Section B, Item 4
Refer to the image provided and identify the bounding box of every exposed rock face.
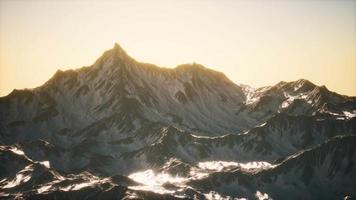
[1,43,355,199]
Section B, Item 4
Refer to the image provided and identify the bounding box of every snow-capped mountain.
[1,43,355,199]
[185,135,356,200]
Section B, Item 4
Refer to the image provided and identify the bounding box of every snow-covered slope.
[240,79,356,121]
[0,44,249,143]
[0,144,187,200]
[187,135,356,200]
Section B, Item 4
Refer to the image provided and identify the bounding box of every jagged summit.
[110,42,130,59]
[93,42,135,67]
[113,42,125,51]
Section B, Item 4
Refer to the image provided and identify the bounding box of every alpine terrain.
[1,43,356,200]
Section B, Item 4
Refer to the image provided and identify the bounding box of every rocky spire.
[112,43,128,57]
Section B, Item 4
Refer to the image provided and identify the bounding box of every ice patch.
[128,169,185,194]
[10,147,25,155]
[40,161,50,168]
[37,184,53,193]
[61,176,108,192]
[255,190,272,200]
[257,122,267,127]
[343,111,356,119]
[197,161,274,171]
[2,165,33,188]
[242,86,260,105]
[204,191,246,200]
[2,174,31,188]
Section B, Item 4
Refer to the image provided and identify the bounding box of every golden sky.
[0,0,355,96]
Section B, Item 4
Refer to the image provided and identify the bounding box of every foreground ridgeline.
[1,43,355,200]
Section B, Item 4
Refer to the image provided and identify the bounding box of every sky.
[0,0,355,96]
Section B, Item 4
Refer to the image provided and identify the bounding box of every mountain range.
[1,43,355,200]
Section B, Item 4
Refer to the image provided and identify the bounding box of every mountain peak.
[112,43,125,52]
[111,42,130,59]
[92,42,134,68]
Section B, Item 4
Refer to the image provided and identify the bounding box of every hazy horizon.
[1,0,355,96]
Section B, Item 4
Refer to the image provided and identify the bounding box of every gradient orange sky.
[0,0,355,96]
